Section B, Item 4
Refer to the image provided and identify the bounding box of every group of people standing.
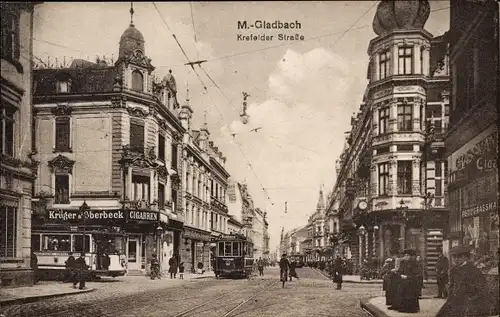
[381,248,423,313]
[64,252,90,289]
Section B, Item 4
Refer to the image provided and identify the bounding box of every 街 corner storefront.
[448,124,499,278]
[33,207,161,274]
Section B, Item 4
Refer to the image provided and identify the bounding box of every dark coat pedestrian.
[168,255,178,278]
[333,256,343,289]
[399,250,421,313]
[435,252,449,298]
[388,256,404,310]
[73,253,89,290]
[436,245,490,317]
[64,252,76,282]
[381,258,394,305]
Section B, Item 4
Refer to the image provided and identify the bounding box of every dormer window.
[57,80,71,94]
[131,70,144,91]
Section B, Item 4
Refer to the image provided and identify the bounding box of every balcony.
[120,145,158,169]
[211,197,228,212]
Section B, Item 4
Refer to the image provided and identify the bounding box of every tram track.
[172,280,278,317]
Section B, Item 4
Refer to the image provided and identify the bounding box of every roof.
[33,66,119,96]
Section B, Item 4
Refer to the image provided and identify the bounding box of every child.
[179,262,184,279]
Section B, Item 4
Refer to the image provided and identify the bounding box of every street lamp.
[79,201,91,278]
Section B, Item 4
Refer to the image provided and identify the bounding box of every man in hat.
[398,249,420,313]
[73,252,88,290]
[436,245,489,317]
[435,249,449,298]
[64,251,76,283]
[279,253,291,282]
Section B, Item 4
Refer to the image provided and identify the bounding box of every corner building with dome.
[328,0,451,279]
[30,11,192,276]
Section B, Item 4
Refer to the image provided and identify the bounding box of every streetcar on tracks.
[289,254,305,268]
[213,233,254,278]
[31,230,127,280]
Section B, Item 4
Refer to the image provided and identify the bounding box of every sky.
[33,1,450,251]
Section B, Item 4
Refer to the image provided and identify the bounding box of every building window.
[398,46,413,75]
[379,50,390,79]
[0,206,17,257]
[397,145,414,152]
[428,104,442,118]
[436,179,442,196]
[379,107,389,134]
[435,161,442,177]
[158,183,165,209]
[55,117,71,152]
[130,122,145,153]
[171,188,177,212]
[158,134,165,162]
[1,106,15,156]
[1,9,20,61]
[131,175,150,202]
[171,143,178,169]
[131,70,144,91]
[378,163,389,195]
[433,120,442,134]
[57,80,72,94]
[397,161,412,195]
[397,103,413,131]
[420,104,424,131]
[55,174,70,204]
[377,146,390,155]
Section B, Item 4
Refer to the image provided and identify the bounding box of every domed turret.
[372,0,430,36]
[118,4,145,58]
[119,24,145,58]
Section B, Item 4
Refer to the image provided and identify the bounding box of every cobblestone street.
[1,267,384,317]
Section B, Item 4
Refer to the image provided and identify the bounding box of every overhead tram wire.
[152,1,275,206]
[31,5,451,70]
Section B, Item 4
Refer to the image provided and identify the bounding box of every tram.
[289,254,305,268]
[31,230,127,280]
[213,233,254,278]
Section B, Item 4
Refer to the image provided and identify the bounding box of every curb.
[360,297,389,317]
[0,288,96,307]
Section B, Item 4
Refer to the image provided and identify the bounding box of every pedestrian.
[179,262,185,279]
[73,252,88,290]
[435,250,449,299]
[150,254,160,280]
[289,260,299,280]
[257,257,264,276]
[333,255,343,290]
[436,245,491,317]
[388,253,403,311]
[31,251,39,284]
[416,255,424,296]
[168,254,178,279]
[398,249,420,313]
[381,258,394,305]
[64,251,76,283]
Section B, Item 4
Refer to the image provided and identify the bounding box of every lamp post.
[396,199,409,250]
[79,201,91,278]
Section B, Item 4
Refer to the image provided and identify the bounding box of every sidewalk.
[360,296,446,317]
[0,271,214,307]
[0,282,95,306]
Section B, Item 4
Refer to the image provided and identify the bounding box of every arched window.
[131,70,144,91]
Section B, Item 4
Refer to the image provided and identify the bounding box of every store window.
[0,206,17,257]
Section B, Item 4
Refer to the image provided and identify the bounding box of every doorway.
[127,238,141,271]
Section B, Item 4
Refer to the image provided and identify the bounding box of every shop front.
[159,216,183,273]
[181,226,211,273]
[122,209,160,274]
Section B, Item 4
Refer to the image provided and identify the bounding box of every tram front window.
[232,242,241,256]
[73,235,90,253]
[43,235,71,251]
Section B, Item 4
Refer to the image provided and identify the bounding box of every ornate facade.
[0,2,41,287]
[31,12,185,274]
[331,0,450,277]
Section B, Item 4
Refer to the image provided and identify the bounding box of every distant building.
[0,2,41,287]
